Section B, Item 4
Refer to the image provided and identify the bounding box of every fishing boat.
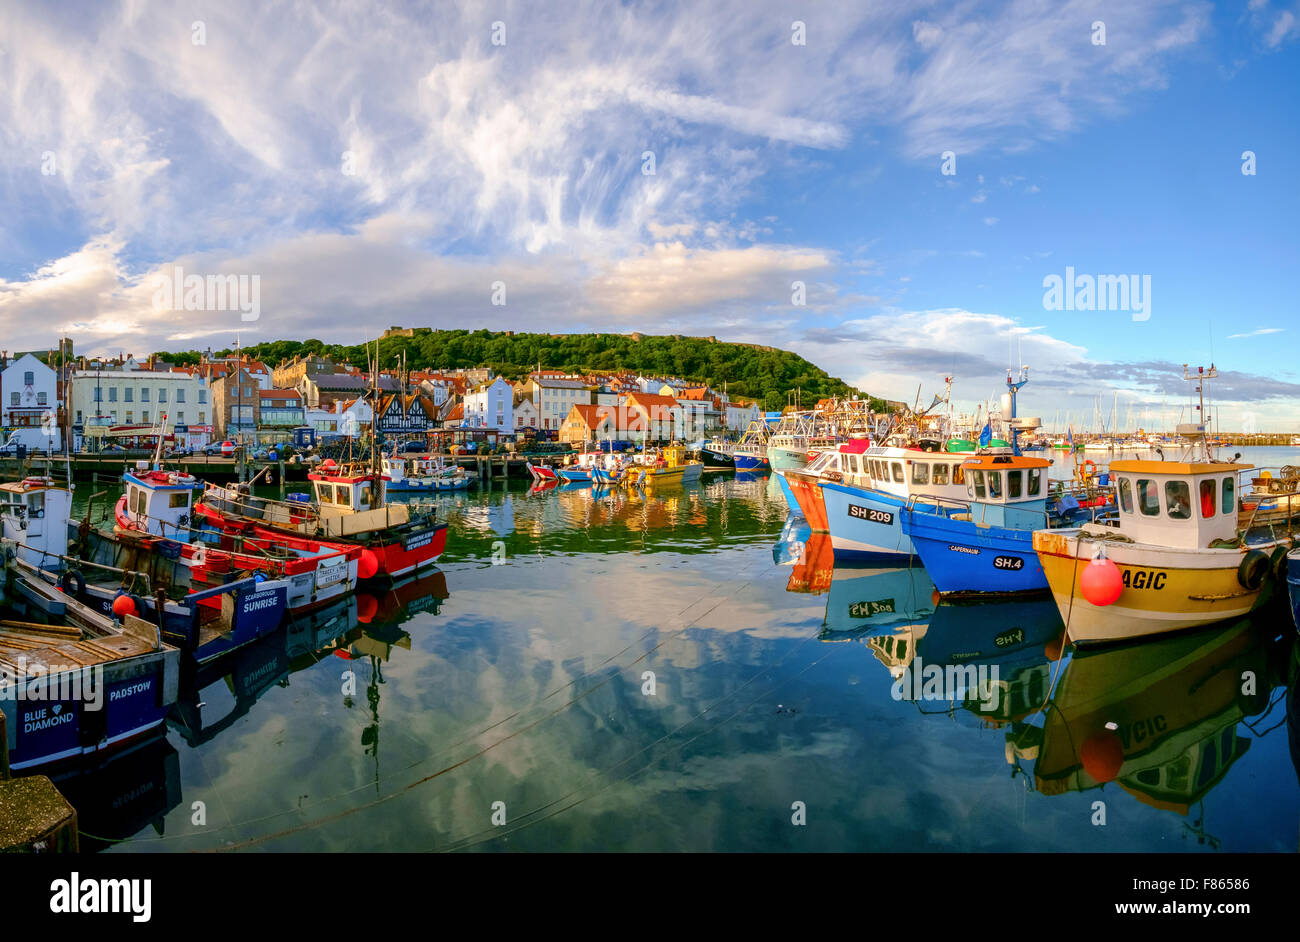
[0,566,181,771]
[526,461,560,483]
[901,454,1114,597]
[733,419,771,472]
[121,466,362,613]
[381,453,472,492]
[784,439,869,532]
[1032,370,1292,644]
[696,437,736,469]
[819,562,937,636]
[623,445,703,487]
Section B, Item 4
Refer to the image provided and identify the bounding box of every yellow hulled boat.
[1033,457,1290,644]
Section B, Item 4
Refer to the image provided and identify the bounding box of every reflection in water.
[28,474,1300,851]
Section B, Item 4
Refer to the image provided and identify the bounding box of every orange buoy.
[1080,731,1124,783]
[357,549,380,580]
[1080,554,1123,606]
[930,588,941,607]
[111,594,137,618]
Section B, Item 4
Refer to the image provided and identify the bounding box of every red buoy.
[356,593,379,624]
[1080,555,1123,606]
[357,549,380,581]
[112,594,137,618]
[1080,731,1124,783]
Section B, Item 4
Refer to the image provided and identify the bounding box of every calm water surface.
[48,448,1300,852]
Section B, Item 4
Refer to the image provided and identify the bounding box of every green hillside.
[159,329,877,413]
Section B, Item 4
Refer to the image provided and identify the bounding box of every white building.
[69,365,211,449]
[528,376,592,431]
[1,353,57,431]
[334,397,373,438]
[513,393,538,430]
[464,376,514,432]
[725,400,761,431]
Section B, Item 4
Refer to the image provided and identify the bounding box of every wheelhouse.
[1106,460,1244,549]
[959,454,1051,527]
[308,469,388,514]
[122,467,198,536]
[837,446,969,502]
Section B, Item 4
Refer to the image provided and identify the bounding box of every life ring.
[59,569,86,597]
[1081,459,1098,478]
[1237,550,1269,590]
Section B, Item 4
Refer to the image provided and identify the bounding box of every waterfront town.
[0,333,765,455]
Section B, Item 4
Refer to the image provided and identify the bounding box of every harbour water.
[42,448,1300,851]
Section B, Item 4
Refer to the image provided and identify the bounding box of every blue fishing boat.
[901,454,1113,597]
[557,466,593,483]
[821,446,971,561]
[733,418,771,472]
[819,561,937,636]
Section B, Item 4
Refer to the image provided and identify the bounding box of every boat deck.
[0,622,158,673]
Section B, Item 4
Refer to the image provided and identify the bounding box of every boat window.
[336,485,351,507]
[1196,740,1218,788]
[135,487,147,515]
[953,465,964,485]
[1028,468,1042,496]
[891,462,904,483]
[1118,478,1134,513]
[317,483,333,504]
[847,454,859,474]
[1165,480,1191,519]
[1222,476,1234,515]
[1007,470,1022,498]
[169,492,188,509]
[1199,480,1216,518]
[1137,479,1160,516]
[873,460,883,479]
[972,469,986,499]
[988,472,1002,499]
[933,463,949,485]
[911,462,929,485]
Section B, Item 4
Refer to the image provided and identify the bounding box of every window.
[933,463,949,485]
[1137,479,1161,515]
[317,484,333,504]
[199,411,205,423]
[158,389,167,403]
[1222,477,1235,515]
[93,387,102,403]
[111,411,118,422]
[108,387,118,402]
[891,462,904,483]
[9,392,17,406]
[169,492,188,509]
[1119,478,1134,513]
[1199,480,1216,518]
[1028,468,1042,496]
[37,392,46,406]
[199,390,207,404]
[971,469,986,499]
[134,487,147,515]
[23,371,33,385]
[1166,480,1191,519]
[1007,469,1022,498]
[988,472,1003,499]
[124,388,133,402]
[177,411,185,422]
[76,411,82,423]
[176,389,185,403]
[143,410,150,423]
[911,462,929,485]
[126,411,134,423]
[141,388,150,402]
[953,465,964,485]
[335,485,351,507]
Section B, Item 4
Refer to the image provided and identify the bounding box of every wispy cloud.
[1227,327,1285,338]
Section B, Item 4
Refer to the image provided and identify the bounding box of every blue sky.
[0,0,1296,428]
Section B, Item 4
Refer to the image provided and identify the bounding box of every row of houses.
[2,341,761,450]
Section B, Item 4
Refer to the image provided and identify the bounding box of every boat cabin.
[309,467,388,515]
[121,467,198,537]
[1106,460,1244,549]
[0,476,73,569]
[837,446,970,502]
[959,455,1051,527]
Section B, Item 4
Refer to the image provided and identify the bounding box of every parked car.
[202,440,237,456]
[403,441,426,453]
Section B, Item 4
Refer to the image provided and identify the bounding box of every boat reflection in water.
[886,597,1066,726]
[818,560,938,637]
[47,730,182,853]
[1010,616,1294,822]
